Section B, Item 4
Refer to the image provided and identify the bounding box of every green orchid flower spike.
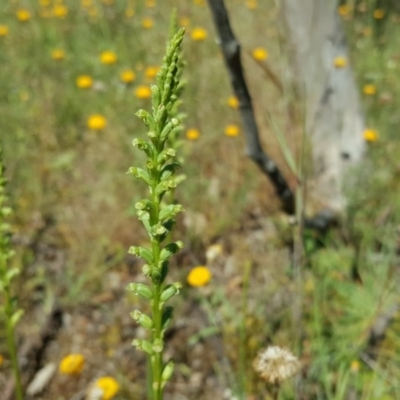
[127,27,186,400]
[0,143,23,400]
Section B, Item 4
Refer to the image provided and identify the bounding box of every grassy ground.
[1,0,400,399]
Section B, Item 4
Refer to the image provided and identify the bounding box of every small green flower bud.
[136,210,149,220]
[131,310,154,329]
[157,148,176,164]
[132,339,154,355]
[151,224,167,236]
[146,160,156,170]
[160,282,182,303]
[160,163,180,181]
[135,200,149,211]
[128,246,154,263]
[161,361,174,385]
[151,268,162,283]
[153,338,164,353]
[158,204,184,221]
[151,85,161,108]
[127,167,152,186]
[136,109,155,129]
[159,241,184,261]
[142,264,152,276]
[127,283,153,299]
[171,118,179,127]
[148,131,157,139]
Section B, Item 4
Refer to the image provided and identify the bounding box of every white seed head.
[253,346,301,384]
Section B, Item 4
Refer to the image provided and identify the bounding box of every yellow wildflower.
[144,66,160,80]
[125,8,135,18]
[102,0,114,5]
[142,17,154,29]
[194,0,205,6]
[100,51,117,65]
[0,354,4,367]
[227,96,239,109]
[350,360,360,373]
[0,25,9,37]
[39,0,51,6]
[76,75,94,89]
[191,27,207,41]
[337,4,351,17]
[145,0,156,7]
[252,47,268,61]
[246,0,257,9]
[333,56,347,68]
[361,27,372,36]
[186,128,200,141]
[51,49,65,61]
[81,0,92,7]
[19,91,30,102]
[53,4,68,18]
[59,354,85,375]
[363,84,376,96]
[120,69,136,84]
[373,9,385,20]
[16,9,31,22]
[88,7,99,17]
[224,124,240,137]
[94,377,120,400]
[363,128,378,142]
[187,266,211,287]
[179,16,190,27]
[87,114,107,131]
[134,85,152,99]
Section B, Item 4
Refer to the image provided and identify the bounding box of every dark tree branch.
[206,0,295,215]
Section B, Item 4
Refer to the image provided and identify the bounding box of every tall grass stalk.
[0,144,24,400]
[126,28,185,400]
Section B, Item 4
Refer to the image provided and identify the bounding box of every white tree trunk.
[281,0,365,212]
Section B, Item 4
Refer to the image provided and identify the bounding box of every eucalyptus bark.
[281,0,365,212]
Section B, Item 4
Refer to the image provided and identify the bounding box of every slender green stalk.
[4,286,23,400]
[127,28,186,400]
[238,260,252,399]
[0,144,24,400]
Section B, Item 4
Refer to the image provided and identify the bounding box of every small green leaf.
[161,361,175,386]
[161,306,174,332]
[10,309,24,328]
[5,267,20,282]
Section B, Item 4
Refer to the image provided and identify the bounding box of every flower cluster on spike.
[126,27,185,399]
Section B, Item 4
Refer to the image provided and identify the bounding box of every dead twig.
[206,0,295,214]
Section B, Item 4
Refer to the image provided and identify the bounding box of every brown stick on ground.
[206,0,295,215]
